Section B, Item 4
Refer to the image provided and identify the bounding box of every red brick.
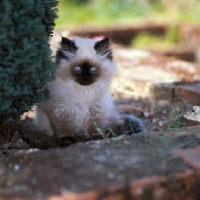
[49,190,101,200]
[49,170,198,200]
[149,83,175,101]
[100,193,125,200]
[130,170,197,200]
[175,85,200,105]
[117,105,144,113]
[69,24,167,45]
[173,146,200,176]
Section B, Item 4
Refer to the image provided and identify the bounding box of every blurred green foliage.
[0,0,58,125]
[132,25,180,50]
[56,0,200,29]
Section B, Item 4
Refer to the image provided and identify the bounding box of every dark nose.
[82,73,90,81]
[83,76,89,81]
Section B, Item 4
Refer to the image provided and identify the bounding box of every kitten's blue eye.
[74,66,81,72]
[90,66,97,72]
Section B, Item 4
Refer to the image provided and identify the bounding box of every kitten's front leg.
[106,113,146,137]
[86,120,106,139]
[106,118,127,137]
[50,116,77,145]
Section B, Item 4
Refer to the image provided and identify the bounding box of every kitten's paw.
[57,136,77,146]
[124,114,146,134]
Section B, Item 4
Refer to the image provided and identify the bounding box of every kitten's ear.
[94,37,113,60]
[56,37,78,61]
[61,37,77,51]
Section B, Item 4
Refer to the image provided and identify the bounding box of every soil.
[0,96,194,150]
[116,97,193,132]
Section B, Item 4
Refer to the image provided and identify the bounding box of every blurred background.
[56,0,200,29]
[52,0,200,130]
[54,0,200,62]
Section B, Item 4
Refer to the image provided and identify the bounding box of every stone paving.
[0,126,200,200]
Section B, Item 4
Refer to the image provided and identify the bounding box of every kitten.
[28,37,145,143]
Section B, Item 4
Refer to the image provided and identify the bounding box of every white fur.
[33,106,54,136]
[60,49,75,58]
[33,37,119,136]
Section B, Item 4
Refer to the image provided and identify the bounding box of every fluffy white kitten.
[26,37,145,143]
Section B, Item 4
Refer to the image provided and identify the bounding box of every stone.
[1,127,200,199]
[175,84,200,105]
[149,83,175,101]
[174,146,200,176]
[184,106,200,125]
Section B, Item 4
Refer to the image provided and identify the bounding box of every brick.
[49,190,101,200]
[175,84,200,105]
[69,24,167,45]
[100,193,125,200]
[149,83,175,101]
[117,105,144,113]
[49,170,199,200]
[130,170,198,200]
[1,126,200,200]
[174,146,200,176]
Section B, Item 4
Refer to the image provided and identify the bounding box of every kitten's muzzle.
[83,76,90,81]
[79,77,94,86]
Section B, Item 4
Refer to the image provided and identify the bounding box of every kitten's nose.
[83,76,89,81]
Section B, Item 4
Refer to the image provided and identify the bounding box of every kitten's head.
[54,37,117,86]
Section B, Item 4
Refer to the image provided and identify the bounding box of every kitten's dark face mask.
[55,37,112,85]
[71,61,100,86]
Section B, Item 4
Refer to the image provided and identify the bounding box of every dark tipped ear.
[61,37,77,51]
[56,37,78,61]
[94,37,113,60]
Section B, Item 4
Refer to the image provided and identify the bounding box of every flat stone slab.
[1,126,200,200]
[184,106,200,125]
[174,146,200,176]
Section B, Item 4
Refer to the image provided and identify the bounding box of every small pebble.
[14,165,20,171]
[143,111,150,118]
[150,110,155,116]
[8,163,12,168]
[107,173,114,179]
[118,165,124,171]
[152,118,157,123]
[162,110,167,114]
[6,180,12,186]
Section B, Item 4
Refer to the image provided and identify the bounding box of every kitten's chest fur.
[43,78,110,134]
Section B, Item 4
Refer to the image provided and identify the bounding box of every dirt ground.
[116,97,193,131]
[0,96,193,151]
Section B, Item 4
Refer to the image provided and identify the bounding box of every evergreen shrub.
[0,0,58,125]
